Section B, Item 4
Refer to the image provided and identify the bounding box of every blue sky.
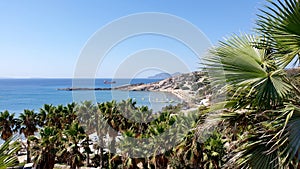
[0,0,265,78]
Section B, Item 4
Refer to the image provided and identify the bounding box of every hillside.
[120,71,212,106]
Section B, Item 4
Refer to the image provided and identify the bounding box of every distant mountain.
[171,72,181,77]
[148,72,181,79]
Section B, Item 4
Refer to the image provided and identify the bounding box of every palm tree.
[101,101,118,168]
[0,111,18,141]
[60,121,86,169]
[19,109,39,163]
[203,0,300,167]
[38,104,55,127]
[96,102,110,168]
[0,136,21,169]
[206,34,298,168]
[62,103,78,128]
[49,105,64,128]
[248,0,300,167]
[77,101,98,167]
[30,126,59,169]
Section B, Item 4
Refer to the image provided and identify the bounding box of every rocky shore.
[59,71,211,106]
[122,71,211,105]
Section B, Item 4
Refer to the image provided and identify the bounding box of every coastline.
[58,71,210,107]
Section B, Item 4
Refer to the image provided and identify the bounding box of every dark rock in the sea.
[57,82,145,91]
[57,87,112,91]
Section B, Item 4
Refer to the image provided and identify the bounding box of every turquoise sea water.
[0,78,182,115]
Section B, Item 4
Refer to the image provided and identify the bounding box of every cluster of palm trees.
[0,97,230,169]
[0,103,80,169]
[0,100,196,168]
[0,98,227,169]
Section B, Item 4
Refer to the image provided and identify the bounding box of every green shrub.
[191,84,199,91]
[181,86,190,90]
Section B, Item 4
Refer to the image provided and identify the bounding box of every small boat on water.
[104,80,116,84]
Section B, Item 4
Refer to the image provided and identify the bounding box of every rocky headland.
[121,71,211,106]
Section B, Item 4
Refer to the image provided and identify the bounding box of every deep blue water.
[0,79,182,115]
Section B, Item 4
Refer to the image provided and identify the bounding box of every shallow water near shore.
[0,78,182,115]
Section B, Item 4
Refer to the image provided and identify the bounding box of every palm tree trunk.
[87,152,90,167]
[26,139,31,163]
[108,136,116,169]
[86,135,90,167]
[97,130,105,168]
[111,136,116,153]
[99,147,104,168]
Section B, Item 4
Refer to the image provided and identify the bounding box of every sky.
[0,0,266,78]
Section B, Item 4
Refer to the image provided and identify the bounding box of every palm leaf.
[206,34,292,110]
[270,103,300,166]
[0,136,20,168]
[257,0,300,67]
[226,130,281,169]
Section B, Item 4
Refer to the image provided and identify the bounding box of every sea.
[0,78,182,116]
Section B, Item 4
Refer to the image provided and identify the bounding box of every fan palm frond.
[0,136,20,168]
[206,34,292,110]
[257,0,300,67]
